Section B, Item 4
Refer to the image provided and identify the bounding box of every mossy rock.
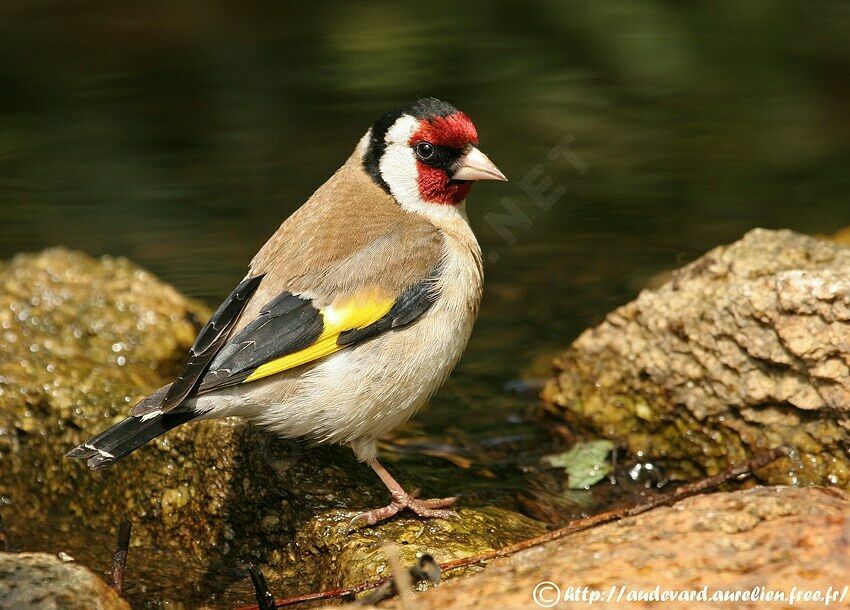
[280,506,544,592]
[0,552,129,610]
[0,248,544,605]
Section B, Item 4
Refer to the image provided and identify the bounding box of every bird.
[67,97,507,527]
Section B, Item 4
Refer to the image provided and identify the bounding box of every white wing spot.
[85,443,115,459]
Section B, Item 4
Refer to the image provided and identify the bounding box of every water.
[1,1,849,607]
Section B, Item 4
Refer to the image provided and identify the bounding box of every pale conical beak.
[452,147,508,182]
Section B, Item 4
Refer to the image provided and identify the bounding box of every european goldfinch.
[68,98,506,526]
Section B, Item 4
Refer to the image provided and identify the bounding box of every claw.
[348,494,459,530]
[352,459,460,530]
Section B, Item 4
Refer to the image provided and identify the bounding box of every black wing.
[195,291,326,391]
[193,268,442,394]
[134,274,264,415]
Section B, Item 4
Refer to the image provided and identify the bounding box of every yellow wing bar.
[244,291,394,383]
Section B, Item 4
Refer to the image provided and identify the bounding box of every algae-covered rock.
[542,229,850,487]
[0,251,381,570]
[0,248,232,560]
[0,248,544,605]
[283,506,544,592]
[0,248,216,552]
[0,552,129,610]
[341,486,850,610]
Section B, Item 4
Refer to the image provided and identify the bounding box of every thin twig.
[382,543,413,609]
[234,447,787,610]
[110,519,132,595]
[0,514,9,552]
[248,565,277,610]
[440,445,788,572]
[362,553,442,605]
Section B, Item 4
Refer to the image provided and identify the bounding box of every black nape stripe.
[363,97,460,193]
[362,110,403,192]
[403,98,459,121]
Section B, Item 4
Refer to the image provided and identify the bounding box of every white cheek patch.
[380,144,420,207]
[378,114,469,226]
[379,115,421,209]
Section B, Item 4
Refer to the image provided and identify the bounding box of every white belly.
[192,228,483,462]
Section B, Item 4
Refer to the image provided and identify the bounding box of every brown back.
[240,153,445,326]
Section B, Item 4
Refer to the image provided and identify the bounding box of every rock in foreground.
[543,229,850,487]
[339,486,850,610]
[0,248,542,604]
[0,552,129,610]
[289,505,543,592]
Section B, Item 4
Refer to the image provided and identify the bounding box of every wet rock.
[340,486,850,610]
[0,249,225,560]
[0,552,129,610]
[542,229,850,487]
[283,506,544,591]
[0,249,543,604]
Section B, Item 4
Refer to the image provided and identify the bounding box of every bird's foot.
[348,489,458,530]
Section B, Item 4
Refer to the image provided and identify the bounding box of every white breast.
[191,208,483,463]
[234,222,481,459]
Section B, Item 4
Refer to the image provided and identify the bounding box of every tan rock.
[337,487,850,610]
[542,229,850,487]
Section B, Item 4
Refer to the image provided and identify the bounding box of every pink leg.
[349,459,458,529]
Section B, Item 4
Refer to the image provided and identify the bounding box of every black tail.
[66,385,196,470]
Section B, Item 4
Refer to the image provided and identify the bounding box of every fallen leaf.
[542,440,615,489]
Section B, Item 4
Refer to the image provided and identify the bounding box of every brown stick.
[441,445,788,572]
[110,519,132,595]
[233,446,787,610]
[0,513,9,552]
[248,565,277,610]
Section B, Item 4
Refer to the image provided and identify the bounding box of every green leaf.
[542,440,615,489]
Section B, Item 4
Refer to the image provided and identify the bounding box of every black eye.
[415,141,435,161]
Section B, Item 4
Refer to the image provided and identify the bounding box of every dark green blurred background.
[1,0,848,383]
[2,6,849,604]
